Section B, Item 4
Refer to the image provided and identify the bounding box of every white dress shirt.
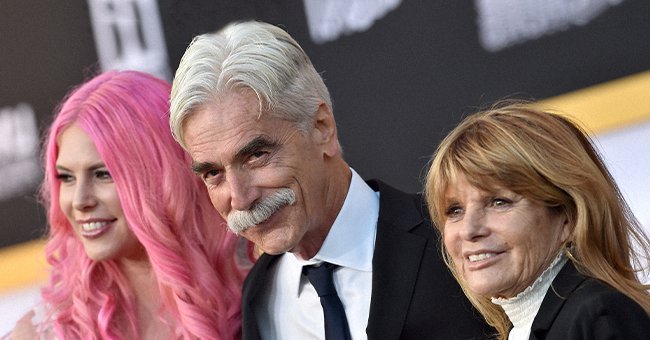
[255,168,380,340]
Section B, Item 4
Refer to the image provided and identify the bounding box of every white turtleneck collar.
[491,252,567,340]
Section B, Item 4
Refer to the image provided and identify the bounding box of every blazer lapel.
[530,261,587,340]
[366,180,428,339]
[242,253,280,340]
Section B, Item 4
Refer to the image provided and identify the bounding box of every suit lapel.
[366,180,428,339]
[530,261,587,340]
[242,253,280,340]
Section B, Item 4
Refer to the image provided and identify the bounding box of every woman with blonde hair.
[10,70,248,339]
[425,102,650,339]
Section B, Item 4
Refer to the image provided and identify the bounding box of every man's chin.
[242,231,294,256]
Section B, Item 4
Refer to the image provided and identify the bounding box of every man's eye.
[246,151,270,166]
[251,151,268,159]
[203,169,221,180]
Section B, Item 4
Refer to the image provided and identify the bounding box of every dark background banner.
[2,0,649,249]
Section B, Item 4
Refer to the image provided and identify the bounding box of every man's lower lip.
[249,216,273,230]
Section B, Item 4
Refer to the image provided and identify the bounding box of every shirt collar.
[294,168,379,271]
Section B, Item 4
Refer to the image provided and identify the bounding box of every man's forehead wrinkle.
[185,96,303,172]
[187,111,254,149]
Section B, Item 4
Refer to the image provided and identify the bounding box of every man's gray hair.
[170,20,332,149]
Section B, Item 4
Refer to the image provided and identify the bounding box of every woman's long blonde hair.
[425,102,650,339]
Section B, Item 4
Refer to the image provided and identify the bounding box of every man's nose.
[227,170,261,212]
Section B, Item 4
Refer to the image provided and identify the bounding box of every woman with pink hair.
[9,70,248,339]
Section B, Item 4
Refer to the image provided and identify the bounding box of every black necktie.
[303,262,352,340]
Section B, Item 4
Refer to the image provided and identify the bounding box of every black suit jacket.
[242,180,492,340]
[530,261,650,340]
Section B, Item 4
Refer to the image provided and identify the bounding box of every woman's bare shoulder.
[9,311,38,339]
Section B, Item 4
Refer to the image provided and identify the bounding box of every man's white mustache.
[227,188,296,234]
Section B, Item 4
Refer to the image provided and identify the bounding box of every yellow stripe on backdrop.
[538,70,650,133]
[1,70,649,294]
[0,240,47,293]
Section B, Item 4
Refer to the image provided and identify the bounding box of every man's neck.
[292,162,352,260]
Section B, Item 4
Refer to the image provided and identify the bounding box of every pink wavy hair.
[40,70,248,339]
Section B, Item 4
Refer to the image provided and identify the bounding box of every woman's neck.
[491,252,567,340]
[119,258,173,339]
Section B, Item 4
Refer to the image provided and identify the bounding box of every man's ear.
[311,102,339,157]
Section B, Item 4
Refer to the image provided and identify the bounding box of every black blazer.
[530,261,650,340]
[242,180,493,340]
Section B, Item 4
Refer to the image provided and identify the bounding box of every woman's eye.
[492,198,510,207]
[56,173,73,183]
[445,205,463,217]
[95,170,112,180]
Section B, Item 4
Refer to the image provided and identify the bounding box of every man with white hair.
[170,20,492,340]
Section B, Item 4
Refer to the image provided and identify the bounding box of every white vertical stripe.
[595,120,650,283]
